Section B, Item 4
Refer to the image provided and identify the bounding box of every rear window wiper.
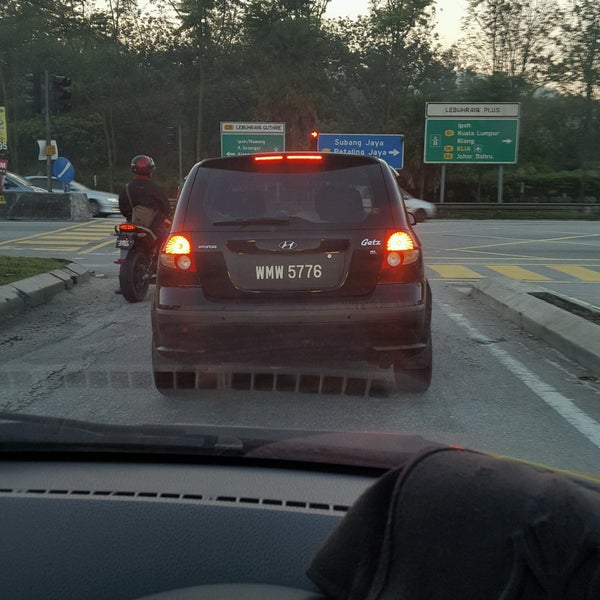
[212,217,291,227]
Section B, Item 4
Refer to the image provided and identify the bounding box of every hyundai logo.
[279,240,298,250]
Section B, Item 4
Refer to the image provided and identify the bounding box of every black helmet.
[131,155,155,176]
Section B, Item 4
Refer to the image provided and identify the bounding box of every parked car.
[151,151,432,394]
[3,171,47,193]
[26,176,120,217]
[398,187,436,222]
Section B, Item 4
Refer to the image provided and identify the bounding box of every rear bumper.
[152,283,430,363]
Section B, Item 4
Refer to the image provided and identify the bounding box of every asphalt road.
[1,218,599,307]
[1,218,599,475]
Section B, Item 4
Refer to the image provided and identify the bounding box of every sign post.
[424,102,520,202]
[317,133,404,169]
[0,106,7,154]
[424,118,519,164]
[44,70,53,191]
[220,122,285,156]
[0,107,7,202]
[37,140,59,160]
[53,157,75,190]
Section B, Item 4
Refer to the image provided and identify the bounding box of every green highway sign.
[424,118,519,164]
[220,122,285,156]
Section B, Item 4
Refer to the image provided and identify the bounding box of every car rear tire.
[152,345,176,395]
[393,337,432,392]
[393,281,432,392]
[152,346,217,396]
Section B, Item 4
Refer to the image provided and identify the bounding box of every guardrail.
[434,202,600,220]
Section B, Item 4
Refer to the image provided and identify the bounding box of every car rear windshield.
[181,155,392,230]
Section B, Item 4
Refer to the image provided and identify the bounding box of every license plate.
[116,237,132,249]
[227,252,345,291]
[255,264,323,281]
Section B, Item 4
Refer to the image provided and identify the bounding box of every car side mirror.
[407,211,417,226]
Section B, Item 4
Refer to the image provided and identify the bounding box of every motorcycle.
[114,222,159,302]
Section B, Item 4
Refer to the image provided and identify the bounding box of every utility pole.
[178,123,183,186]
[44,70,52,191]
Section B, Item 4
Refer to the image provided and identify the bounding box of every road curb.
[0,263,91,322]
[470,278,600,378]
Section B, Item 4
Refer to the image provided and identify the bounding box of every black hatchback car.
[151,152,432,392]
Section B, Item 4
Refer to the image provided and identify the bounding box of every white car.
[26,176,120,217]
[398,187,436,222]
[3,171,47,193]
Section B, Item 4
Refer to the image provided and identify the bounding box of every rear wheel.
[152,345,217,396]
[119,249,151,302]
[393,282,432,392]
[393,337,432,392]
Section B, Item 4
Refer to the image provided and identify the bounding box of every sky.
[324,0,468,47]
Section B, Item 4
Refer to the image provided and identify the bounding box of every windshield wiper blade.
[0,413,444,470]
[0,412,252,455]
[212,217,290,226]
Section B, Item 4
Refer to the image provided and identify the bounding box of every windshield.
[1,0,599,480]
[185,157,388,228]
[67,181,89,192]
[7,172,32,186]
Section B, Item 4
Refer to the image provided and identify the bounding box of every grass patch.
[0,256,69,286]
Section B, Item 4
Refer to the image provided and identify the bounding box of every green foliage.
[0,256,69,285]
[0,0,598,201]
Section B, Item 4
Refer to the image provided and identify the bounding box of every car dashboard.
[2,443,600,599]
[0,456,373,599]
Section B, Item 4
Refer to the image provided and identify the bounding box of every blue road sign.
[317,133,404,168]
[52,156,75,184]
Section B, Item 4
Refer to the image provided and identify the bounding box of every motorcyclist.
[119,155,171,234]
[116,155,171,294]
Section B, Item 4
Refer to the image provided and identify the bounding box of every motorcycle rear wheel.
[119,249,151,302]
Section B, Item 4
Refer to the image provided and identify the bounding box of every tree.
[240,0,336,148]
[552,0,600,195]
[361,0,441,129]
[340,1,455,195]
[458,0,563,91]
[168,0,246,160]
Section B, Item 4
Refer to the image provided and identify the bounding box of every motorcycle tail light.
[119,223,137,232]
[161,234,196,272]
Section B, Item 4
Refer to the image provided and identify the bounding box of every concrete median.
[471,277,600,378]
[0,262,90,321]
[0,191,92,221]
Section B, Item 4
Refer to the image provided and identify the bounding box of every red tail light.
[160,234,196,272]
[253,154,323,163]
[379,230,421,282]
[286,154,323,161]
[254,155,284,162]
[387,231,414,252]
[119,223,137,232]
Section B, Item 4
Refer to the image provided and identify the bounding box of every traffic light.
[309,129,319,151]
[53,75,72,114]
[24,73,42,114]
[167,126,177,150]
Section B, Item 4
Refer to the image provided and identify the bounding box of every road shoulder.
[0,263,90,322]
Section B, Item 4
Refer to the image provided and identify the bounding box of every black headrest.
[315,186,364,222]
[308,447,600,599]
